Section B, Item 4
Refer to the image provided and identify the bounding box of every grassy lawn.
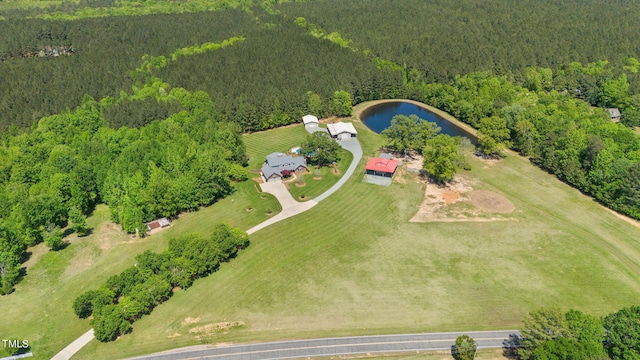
[0,180,279,360]
[353,348,508,360]
[73,124,640,360]
[287,148,353,201]
[243,124,310,170]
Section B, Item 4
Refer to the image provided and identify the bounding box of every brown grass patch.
[467,190,514,213]
[188,321,245,339]
[295,182,306,187]
[313,176,322,180]
[410,175,515,222]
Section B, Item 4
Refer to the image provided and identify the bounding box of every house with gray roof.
[261,152,307,182]
[607,108,621,122]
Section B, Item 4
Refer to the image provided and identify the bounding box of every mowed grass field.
[288,148,353,201]
[0,180,280,360]
[73,119,640,359]
[243,124,310,170]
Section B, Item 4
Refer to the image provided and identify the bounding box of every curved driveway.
[125,330,521,360]
[52,135,362,360]
[246,137,362,234]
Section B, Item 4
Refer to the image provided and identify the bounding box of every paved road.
[125,330,521,360]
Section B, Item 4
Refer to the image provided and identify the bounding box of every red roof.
[146,220,161,230]
[365,157,399,173]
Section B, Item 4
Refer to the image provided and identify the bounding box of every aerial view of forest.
[1,0,640,359]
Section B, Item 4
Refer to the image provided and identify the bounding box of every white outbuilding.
[302,114,320,128]
[327,122,357,140]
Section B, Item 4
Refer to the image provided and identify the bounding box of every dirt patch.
[295,182,306,187]
[332,168,340,175]
[313,176,322,180]
[467,190,514,213]
[189,321,245,339]
[410,175,515,223]
[182,317,201,325]
[605,208,640,230]
[442,191,460,205]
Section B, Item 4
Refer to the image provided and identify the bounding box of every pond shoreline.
[353,99,478,141]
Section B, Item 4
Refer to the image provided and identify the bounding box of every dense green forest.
[277,0,640,84]
[0,84,246,295]
[4,0,640,132]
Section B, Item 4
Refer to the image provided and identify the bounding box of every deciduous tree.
[422,134,467,182]
[519,307,570,360]
[477,116,511,156]
[454,335,477,360]
[301,132,341,167]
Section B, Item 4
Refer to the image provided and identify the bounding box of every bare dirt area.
[188,321,245,340]
[467,190,515,213]
[410,175,515,223]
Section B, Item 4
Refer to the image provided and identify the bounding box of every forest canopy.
[0,84,246,295]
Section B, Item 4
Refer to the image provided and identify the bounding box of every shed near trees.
[302,114,320,127]
[146,217,171,232]
[607,108,621,122]
[365,157,399,178]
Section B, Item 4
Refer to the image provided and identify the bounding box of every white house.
[302,114,320,127]
[327,122,357,140]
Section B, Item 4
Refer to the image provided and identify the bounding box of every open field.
[347,348,508,360]
[287,148,353,201]
[72,122,640,359]
[0,180,280,360]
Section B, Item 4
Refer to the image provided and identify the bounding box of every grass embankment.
[0,180,279,360]
[75,119,640,360]
[357,348,508,360]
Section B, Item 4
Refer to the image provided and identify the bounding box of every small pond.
[361,101,476,143]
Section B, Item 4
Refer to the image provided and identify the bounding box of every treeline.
[411,71,640,219]
[5,0,640,133]
[0,0,296,20]
[277,0,640,85]
[72,225,249,342]
[0,85,246,295]
[152,18,404,131]
[517,306,640,360]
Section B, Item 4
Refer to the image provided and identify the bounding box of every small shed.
[607,108,621,122]
[302,114,320,127]
[146,217,171,232]
[365,157,399,178]
[327,122,357,140]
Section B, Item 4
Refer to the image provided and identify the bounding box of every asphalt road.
[125,330,521,360]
